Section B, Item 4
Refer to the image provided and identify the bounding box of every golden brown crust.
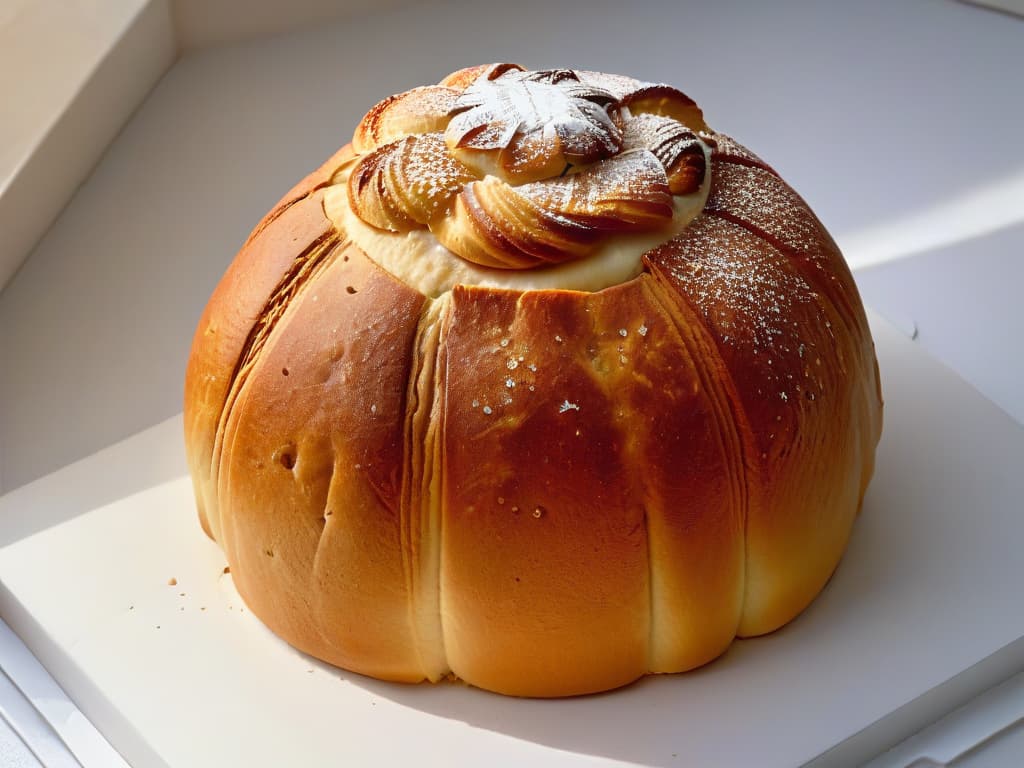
[619,114,706,194]
[184,145,355,537]
[353,87,460,154]
[438,280,745,694]
[439,62,524,91]
[347,133,476,231]
[644,207,878,635]
[576,71,709,134]
[185,187,339,541]
[184,67,882,697]
[215,242,429,680]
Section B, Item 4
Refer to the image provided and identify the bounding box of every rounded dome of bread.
[184,63,883,697]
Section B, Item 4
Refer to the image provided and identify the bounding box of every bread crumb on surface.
[223,566,230,574]
[167,577,177,586]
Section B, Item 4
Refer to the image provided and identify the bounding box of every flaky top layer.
[337,64,713,276]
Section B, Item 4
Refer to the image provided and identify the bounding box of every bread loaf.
[184,64,882,697]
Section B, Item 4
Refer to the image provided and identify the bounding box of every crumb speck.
[167,577,177,586]
[223,566,230,574]
[370,403,377,414]
[505,378,515,388]
[618,328,628,337]
[482,405,493,415]
[500,338,509,347]
[779,391,788,401]
[638,324,648,337]
[559,400,580,413]
[471,399,479,408]
[507,359,518,370]
[555,335,563,342]
[533,506,545,519]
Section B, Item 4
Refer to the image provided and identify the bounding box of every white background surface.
[1,1,1024,765]
[855,221,1024,425]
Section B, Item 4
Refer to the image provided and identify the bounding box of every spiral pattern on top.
[346,64,712,269]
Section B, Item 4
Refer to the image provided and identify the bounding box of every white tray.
[2,311,1023,767]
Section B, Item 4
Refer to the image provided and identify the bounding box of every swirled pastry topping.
[446,67,622,182]
[326,64,715,290]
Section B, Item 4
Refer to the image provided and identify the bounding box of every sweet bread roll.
[184,64,882,697]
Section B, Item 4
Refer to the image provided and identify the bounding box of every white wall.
[0,0,177,295]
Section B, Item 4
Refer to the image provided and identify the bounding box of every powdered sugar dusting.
[348,133,474,231]
[650,215,815,353]
[574,70,646,100]
[703,157,863,330]
[620,113,706,194]
[355,85,459,152]
[705,162,827,263]
[709,133,774,171]
[516,150,672,223]
[446,69,622,162]
[345,65,713,273]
